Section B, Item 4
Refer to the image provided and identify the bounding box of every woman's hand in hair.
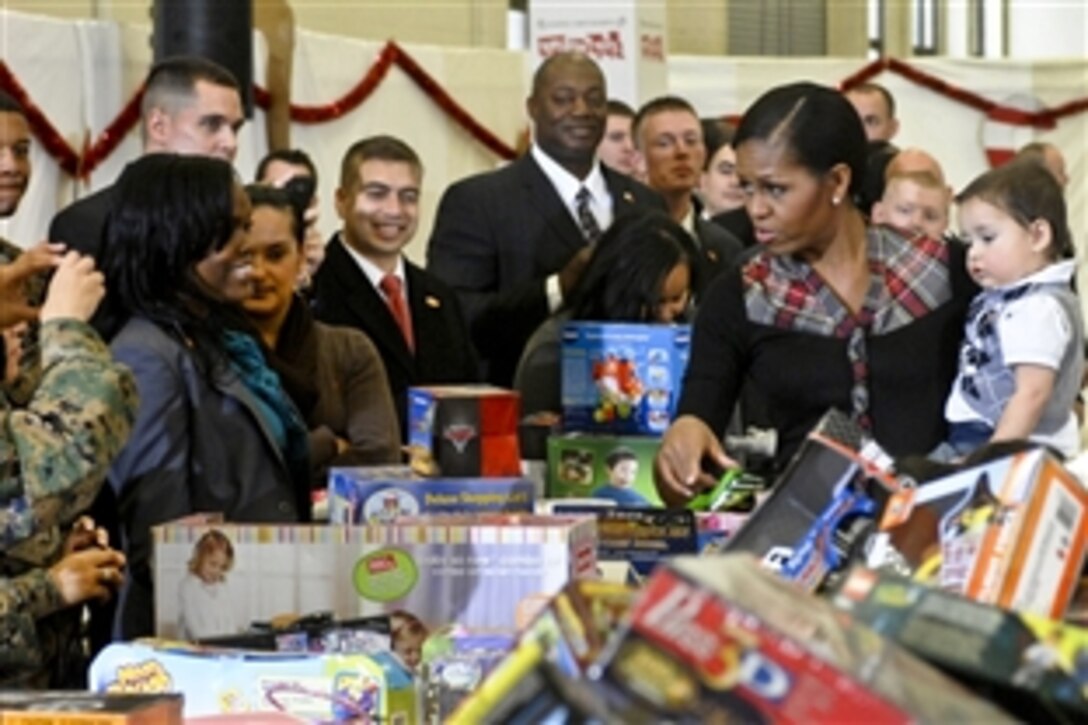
[40,251,105,324]
[0,242,64,327]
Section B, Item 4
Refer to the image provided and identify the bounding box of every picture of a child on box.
[390,610,429,673]
[177,530,241,640]
[592,448,651,507]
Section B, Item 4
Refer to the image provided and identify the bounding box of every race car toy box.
[723,409,900,592]
[546,433,662,506]
[407,385,521,477]
[831,566,1088,723]
[870,446,1088,618]
[560,322,690,435]
[153,515,597,640]
[589,554,1011,723]
[327,466,534,524]
[0,692,182,724]
[88,640,414,723]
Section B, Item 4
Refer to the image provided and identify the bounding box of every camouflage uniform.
[0,236,46,405]
[0,318,138,688]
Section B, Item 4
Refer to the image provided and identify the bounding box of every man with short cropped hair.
[846,82,899,143]
[633,95,742,294]
[48,56,244,339]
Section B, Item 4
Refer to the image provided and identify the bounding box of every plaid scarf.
[742,227,952,429]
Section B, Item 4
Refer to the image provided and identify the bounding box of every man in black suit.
[312,136,477,438]
[48,56,244,338]
[426,52,663,387]
[633,96,743,293]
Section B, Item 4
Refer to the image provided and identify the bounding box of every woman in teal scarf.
[103,153,310,640]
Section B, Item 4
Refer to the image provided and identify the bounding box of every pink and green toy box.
[153,515,598,641]
[560,322,690,435]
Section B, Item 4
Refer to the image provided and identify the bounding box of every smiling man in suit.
[426,52,663,387]
[312,135,477,438]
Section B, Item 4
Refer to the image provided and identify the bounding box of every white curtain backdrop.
[1,8,1085,281]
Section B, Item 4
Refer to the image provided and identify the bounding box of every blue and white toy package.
[560,322,690,435]
[328,466,535,524]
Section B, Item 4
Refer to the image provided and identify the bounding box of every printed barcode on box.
[1057,494,1077,530]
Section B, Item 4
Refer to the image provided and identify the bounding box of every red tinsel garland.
[0,62,80,175]
[840,57,1088,129]
[5,46,1088,178]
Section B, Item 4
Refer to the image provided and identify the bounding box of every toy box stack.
[548,322,694,510]
[589,554,1010,722]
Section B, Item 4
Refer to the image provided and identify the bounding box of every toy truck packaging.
[328,466,534,524]
[723,409,900,592]
[831,566,1088,723]
[153,515,597,640]
[89,640,413,723]
[0,692,181,725]
[407,385,521,477]
[546,433,662,506]
[589,554,1012,723]
[561,322,690,435]
[871,446,1088,618]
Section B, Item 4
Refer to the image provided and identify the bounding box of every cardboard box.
[0,693,181,725]
[89,641,413,722]
[546,433,662,506]
[153,515,597,638]
[723,410,898,591]
[327,466,534,524]
[560,322,690,435]
[831,566,1088,722]
[407,385,521,477]
[872,447,1088,618]
[592,554,1012,723]
[544,506,698,576]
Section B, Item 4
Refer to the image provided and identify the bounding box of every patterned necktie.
[575,186,602,244]
[379,273,415,352]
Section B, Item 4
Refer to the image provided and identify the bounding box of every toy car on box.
[723,409,899,592]
[590,554,1012,723]
[408,385,521,477]
[831,566,1088,723]
[561,322,690,435]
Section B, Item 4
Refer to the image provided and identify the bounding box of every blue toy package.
[560,322,690,435]
[328,465,535,524]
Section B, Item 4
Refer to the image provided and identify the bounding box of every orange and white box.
[877,448,1088,619]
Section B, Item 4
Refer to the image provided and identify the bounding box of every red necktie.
[379,274,414,352]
